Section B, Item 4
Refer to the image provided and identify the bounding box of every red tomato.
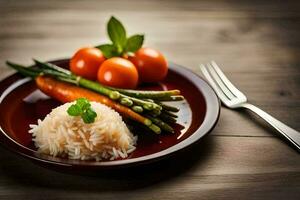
[97,57,138,89]
[70,47,105,80]
[128,47,168,83]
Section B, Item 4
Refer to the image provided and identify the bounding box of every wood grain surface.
[0,0,299,199]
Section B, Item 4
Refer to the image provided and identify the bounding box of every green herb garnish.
[96,16,144,58]
[67,98,97,124]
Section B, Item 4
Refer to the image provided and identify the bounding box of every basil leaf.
[81,112,92,124]
[82,109,97,124]
[107,16,127,52]
[67,104,81,116]
[87,108,97,119]
[67,98,97,124]
[76,98,89,109]
[126,34,144,53]
[96,44,119,58]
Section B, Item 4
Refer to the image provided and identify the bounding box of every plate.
[0,59,220,170]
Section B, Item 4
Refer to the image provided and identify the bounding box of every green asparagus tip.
[132,106,143,113]
[170,95,184,101]
[151,108,161,116]
[158,102,180,112]
[146,115,174,133]
[143,103,153,110]
[6,61,39,78]
[163,110,178,118]
[144,119,152,126]
[120,98,133,107]
[109,91,120,100]
[173,90,181,95]
[149,124,161,134]
[160,113,177,124]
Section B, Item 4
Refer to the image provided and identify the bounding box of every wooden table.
[0,0,299,199]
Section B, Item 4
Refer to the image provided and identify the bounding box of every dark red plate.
[0,59,220,170]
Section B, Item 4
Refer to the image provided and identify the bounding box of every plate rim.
[0,59,220,168]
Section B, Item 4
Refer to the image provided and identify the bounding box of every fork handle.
[241,103,300,152]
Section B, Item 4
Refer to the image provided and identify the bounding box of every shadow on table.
[0,135,215,192]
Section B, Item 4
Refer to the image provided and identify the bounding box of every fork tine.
[199,64,230,103]
[210,61,246,99]
[206,62,236,100]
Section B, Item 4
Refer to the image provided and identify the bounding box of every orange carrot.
[35,76,151,125]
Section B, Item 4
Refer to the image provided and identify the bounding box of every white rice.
[29,101,137,161]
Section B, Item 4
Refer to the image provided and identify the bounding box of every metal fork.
[200,61,300,152]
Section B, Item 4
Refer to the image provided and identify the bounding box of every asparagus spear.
[156,102,180,112]
[33,59,73,76]
[6,61,41,78]
[106,86,181,99]
[132,106,143,113]
[159,112,177,124]
[155,95,185,101]
[120,98,133,107]
[145,115,174,133]
[162,110,178,118]
[79,78,161,110]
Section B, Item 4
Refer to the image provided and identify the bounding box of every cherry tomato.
[129,47,168,83]
[70,47,105,80]
[97,57,138,89]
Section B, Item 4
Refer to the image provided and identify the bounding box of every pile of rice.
[29,101,137,161]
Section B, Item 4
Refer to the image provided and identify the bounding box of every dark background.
[0,0,299,199]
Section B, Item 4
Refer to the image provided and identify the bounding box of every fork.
[200,61,300,152]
